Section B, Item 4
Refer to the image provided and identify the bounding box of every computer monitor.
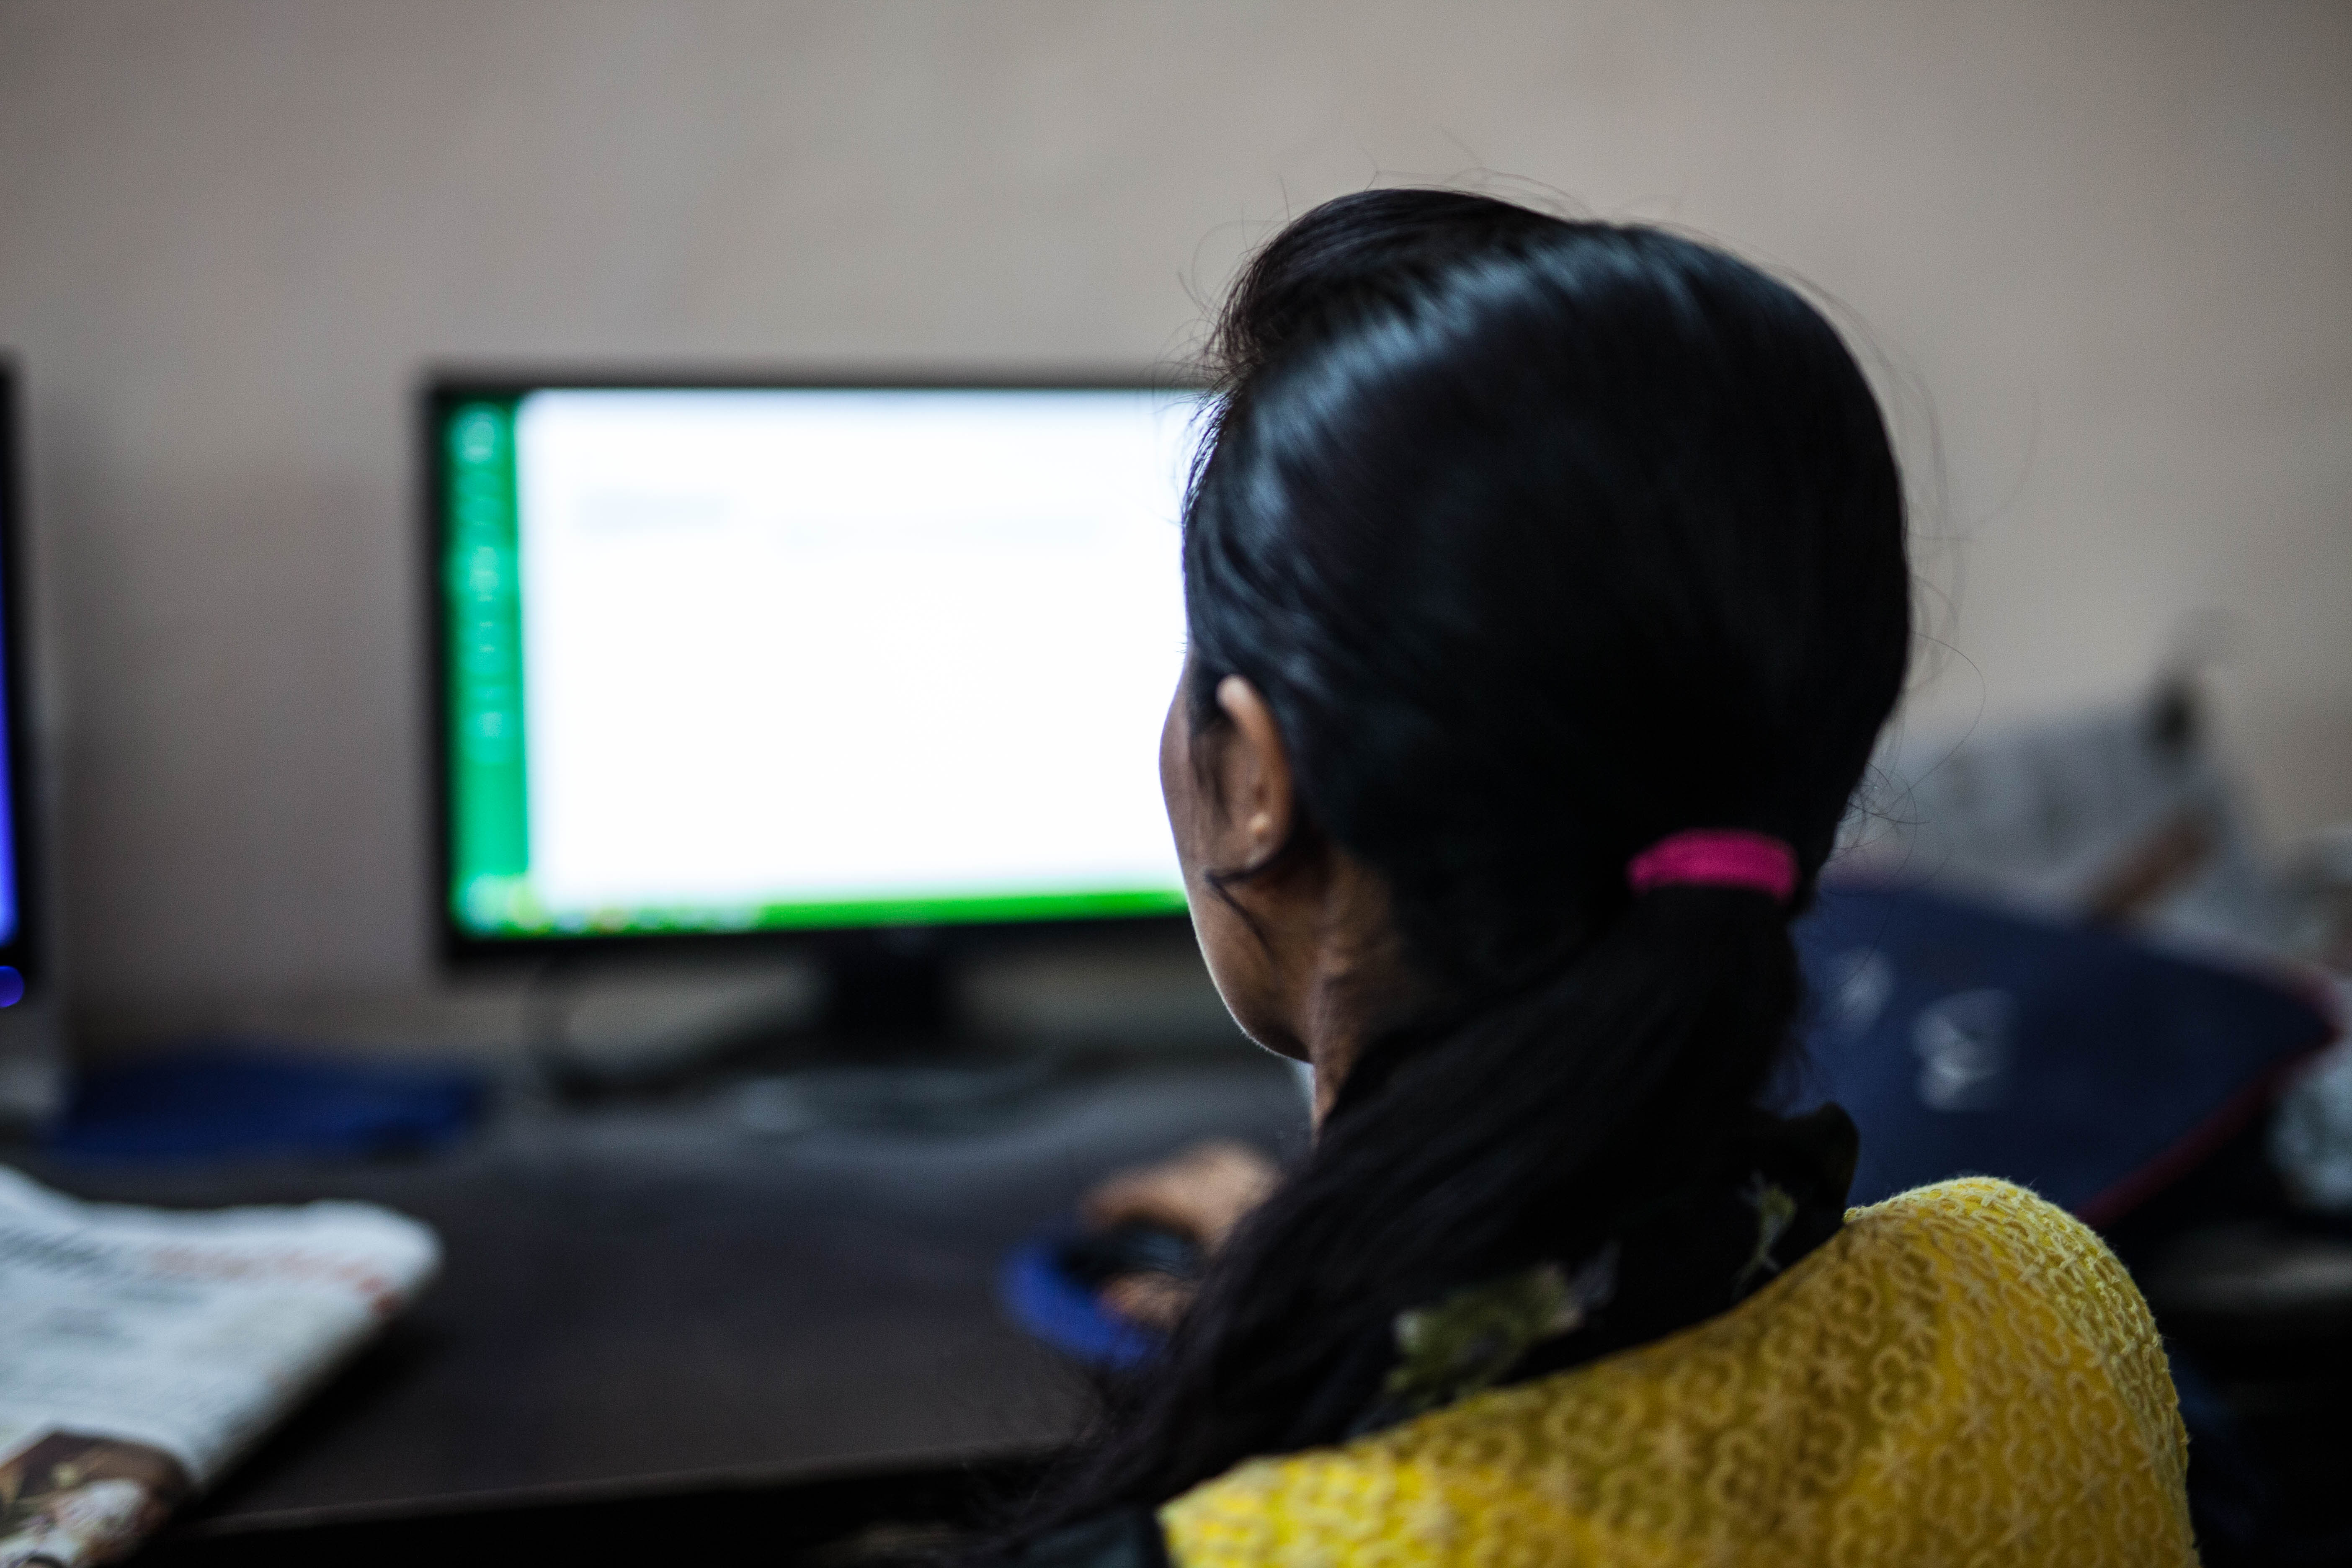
[425,376,1208,1028]
[0,359,38,1011]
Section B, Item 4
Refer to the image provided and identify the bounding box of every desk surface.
[15,1053,1308,1529]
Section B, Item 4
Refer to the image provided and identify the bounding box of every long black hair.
[1038,189,1910,1523]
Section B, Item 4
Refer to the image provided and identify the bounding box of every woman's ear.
[1212,676,1296,871]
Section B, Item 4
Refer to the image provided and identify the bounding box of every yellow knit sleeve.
[1160,1177,2197,1568]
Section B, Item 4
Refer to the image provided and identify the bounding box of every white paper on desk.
[0,1168,438,1565]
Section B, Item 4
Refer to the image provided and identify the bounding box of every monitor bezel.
[0,358,41,988]
[420,369,1206,969]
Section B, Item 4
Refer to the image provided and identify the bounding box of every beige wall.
[0,0,2346,1046]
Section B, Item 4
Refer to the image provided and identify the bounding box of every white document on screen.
[0,1168,438,1565]
[512,389,1200,917]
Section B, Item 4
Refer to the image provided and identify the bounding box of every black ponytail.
[1029,191,1910,1524]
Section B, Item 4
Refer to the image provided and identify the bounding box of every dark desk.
[13,1053,1307,1551]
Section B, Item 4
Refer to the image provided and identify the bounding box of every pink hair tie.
[1626,829,1798,904]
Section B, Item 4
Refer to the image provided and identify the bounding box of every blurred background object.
[45,1046,485,1162]
[1842,673,2296,959]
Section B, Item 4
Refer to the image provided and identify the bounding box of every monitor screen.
[432,382,1208,946]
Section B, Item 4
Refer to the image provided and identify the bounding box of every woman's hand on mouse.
[1081,1139,1278,1251]
[1081,1140,1279,1328]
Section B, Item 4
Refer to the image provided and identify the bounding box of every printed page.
[0,1169,439,1565]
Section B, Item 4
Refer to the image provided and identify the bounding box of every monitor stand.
[723,939,1063,1131]
[530,936,1006,1104]
[811,940,960,1052]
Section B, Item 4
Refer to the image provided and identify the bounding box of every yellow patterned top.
[1160,1179,2195,1567]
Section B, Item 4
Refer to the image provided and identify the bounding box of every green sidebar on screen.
[438,387,1200,941]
